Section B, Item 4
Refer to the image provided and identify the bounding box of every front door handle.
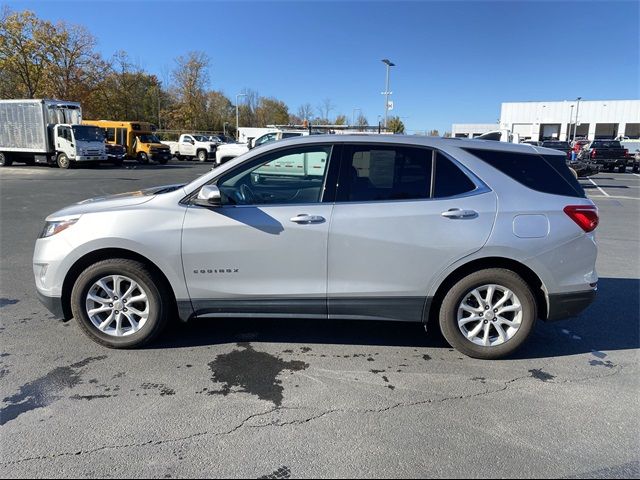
[441,208,478,219]
[290,214,325,224]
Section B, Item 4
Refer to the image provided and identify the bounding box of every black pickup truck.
[579,140,629,173]
[541,140,599,177]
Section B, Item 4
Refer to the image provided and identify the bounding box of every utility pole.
[381,59,395,129]
[236,93,247,141]
[567,104,574,142]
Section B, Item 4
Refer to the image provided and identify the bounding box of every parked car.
[541,140,599,177]
[105,143,126,166]
[215,130,306,165]
[162,134,217,162]
[33,136,598,360]
[578,140,629,173]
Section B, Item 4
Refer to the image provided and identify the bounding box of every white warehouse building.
[453,99,640,142]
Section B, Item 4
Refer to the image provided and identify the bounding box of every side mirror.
[247,138,255,150]
[191,140,195,145]
[194,185,222,207]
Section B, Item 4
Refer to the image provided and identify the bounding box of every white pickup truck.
[162,134,218,162]
[215,130,306,166]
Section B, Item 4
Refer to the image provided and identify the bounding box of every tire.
[0,152,13,167]
[618,165,626,173]
[175,154,183,161]
[633,165,639,173]
[607,165,615,173]
[158,158,169,165]
[57,153,71,169]
[438,268,537,360]
[137,152,149,164]
[197,150,208,162]
[70,258,169,348]
[112,159,124,167]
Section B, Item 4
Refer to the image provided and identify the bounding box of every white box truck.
[0,99,107,169]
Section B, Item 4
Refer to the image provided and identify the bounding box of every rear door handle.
[290,214,325,224]
[441,208,478,219]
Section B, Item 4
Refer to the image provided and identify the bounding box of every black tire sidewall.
[71,259,167,348]
[439,268,537,360]
[138,153,149,164]
[0,152,12,166]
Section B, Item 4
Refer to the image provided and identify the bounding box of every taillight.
[564,205,599,233]
[590,149,596,158]
[624,149,629,157]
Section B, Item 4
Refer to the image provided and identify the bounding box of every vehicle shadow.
[154,277,639,359]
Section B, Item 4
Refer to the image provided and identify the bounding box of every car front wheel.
[439,268,536,359]
[70,259,169,348]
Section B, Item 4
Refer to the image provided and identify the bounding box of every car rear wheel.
[71,259,169,348]
[618,165,626,173]
[439,268,536,359]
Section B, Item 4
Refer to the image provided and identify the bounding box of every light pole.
[567,104,574,142]
[223,122,229,137]
[381,59,395,129]
[572,96,582,141]
[235,93,247,141]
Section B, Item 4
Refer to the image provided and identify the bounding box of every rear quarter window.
[463,148,586,198]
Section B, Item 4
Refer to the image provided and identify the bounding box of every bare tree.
[317,98,334,123]
[297,103,314,122]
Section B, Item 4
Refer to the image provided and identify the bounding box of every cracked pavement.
[1,164,639,478]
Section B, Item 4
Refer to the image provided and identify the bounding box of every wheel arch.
[425,256,547,329]
[61,248,181,321]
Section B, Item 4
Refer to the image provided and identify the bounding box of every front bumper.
[75,155,108,161]
[546,289,596,321]
[36,289,66,319]
[150,152,172,162]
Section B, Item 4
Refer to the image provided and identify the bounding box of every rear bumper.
[546,289,596,321]
[36,289,66,319]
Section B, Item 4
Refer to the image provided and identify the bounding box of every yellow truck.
[82,120,171,164]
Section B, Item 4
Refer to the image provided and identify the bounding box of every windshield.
[193,135,209,142]
[72,126,105,142]
[137,134,162,144]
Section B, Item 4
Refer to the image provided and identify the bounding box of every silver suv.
[33,136,598,359]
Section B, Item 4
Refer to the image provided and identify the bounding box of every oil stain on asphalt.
[0,356,107,426]
[207,343,308,406]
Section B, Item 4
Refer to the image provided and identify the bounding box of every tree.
[297,103,314,122]
[387,116,405,134]
[204,90,234,132]
[356,113,369,130]
[0,9,49,98]
[427,129,440,136]
[334,114,347,125]
[317,98,334,123]
[171,51,210,130]
[256,97,289,126]
[40,21,104,100]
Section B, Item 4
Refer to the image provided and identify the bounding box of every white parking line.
[588,178,610,197]
[633,173,640,178]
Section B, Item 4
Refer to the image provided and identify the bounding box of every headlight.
[40,218,79,238]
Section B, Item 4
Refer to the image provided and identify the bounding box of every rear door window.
[337,145,432,202]
[463,148,586,198]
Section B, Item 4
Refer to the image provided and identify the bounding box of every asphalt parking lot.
[1,161,638,478]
